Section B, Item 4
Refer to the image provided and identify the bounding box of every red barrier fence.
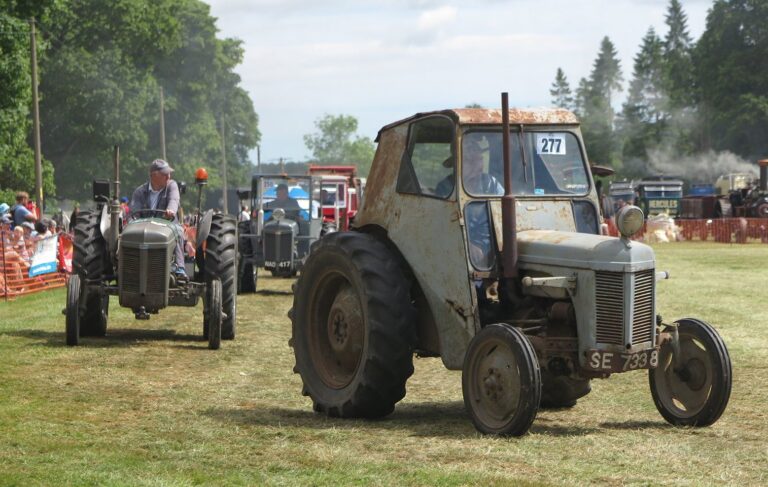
[604,217,768,243]
[1,226,67,301]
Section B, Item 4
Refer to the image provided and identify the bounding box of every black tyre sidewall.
[65,275,81,346]
[207,279,222,350]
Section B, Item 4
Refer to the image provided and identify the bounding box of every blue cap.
[0,203,8,215]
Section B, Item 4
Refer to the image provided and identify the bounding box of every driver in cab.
[129,158,185,277]
[265,183,301,213]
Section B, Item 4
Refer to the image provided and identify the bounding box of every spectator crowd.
[1,192,69,298]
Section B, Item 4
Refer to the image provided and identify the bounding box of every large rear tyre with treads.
[290,232,416,418]
[72,210,109,337]
[204,214,237,340]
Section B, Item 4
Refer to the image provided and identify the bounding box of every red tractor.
[308,165,365,234]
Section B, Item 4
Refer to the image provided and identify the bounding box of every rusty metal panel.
[375,108,580,141]
[489,199,577,251]
[357,123,478,371]
[453,108,579,125]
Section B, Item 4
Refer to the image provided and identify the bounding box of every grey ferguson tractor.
[65,155,237,350]
[289,94,732,436]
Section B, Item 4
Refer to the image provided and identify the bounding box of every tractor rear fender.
[196,209,214,248]
[357,224,443,360]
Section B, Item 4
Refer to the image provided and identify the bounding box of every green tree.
[578,37,624,168]
[620,27,666,161]
[303,114,376,176]
[549,68,573,110]
[663,0,695,109]
[694,0,768,157]
[36,0,259,201]
[0,2,57,204]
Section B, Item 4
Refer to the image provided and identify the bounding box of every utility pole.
[279,157,284,174]
[220,114,228,213]
[159,87,167,160]
[256,144,261,174]
[29,18,43,214]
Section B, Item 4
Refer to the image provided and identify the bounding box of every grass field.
[1,242,767,486]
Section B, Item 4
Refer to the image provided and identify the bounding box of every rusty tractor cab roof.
[375,108,580,141]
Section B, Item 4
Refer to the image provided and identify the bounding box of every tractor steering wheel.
[131,209,174,221]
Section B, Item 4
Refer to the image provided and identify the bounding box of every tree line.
[549,0,768,180]
[0,0,260,205]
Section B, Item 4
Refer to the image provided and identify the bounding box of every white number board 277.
[536,133,566,155]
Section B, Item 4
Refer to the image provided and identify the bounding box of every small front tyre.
[649,318,732,427]
[206,279,223,350]
[65,275,81,346]
[462,323,542,436]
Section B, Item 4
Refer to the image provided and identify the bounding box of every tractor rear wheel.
[72,210,109,337]
[290,232,416,418]
[649,318,732,427]
[204,214,237,340]
[462,324,541,436]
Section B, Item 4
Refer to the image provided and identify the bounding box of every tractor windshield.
[257,177,315,221]
[461,130,588,197]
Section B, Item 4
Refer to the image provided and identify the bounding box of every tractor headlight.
[616,205,644,238]
[272,208,286,221]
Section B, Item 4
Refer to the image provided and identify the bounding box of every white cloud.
[418,6,457,30]
[206,0,712,162]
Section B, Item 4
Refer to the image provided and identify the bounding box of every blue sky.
[206,0,712,165]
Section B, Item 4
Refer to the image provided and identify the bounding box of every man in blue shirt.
[10,192,37,229]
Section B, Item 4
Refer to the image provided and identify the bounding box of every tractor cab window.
[464,201,496,270]
[397,116,455,199]
[462,130,588,197]
[319,182,346,208]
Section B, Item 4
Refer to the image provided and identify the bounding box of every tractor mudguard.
[197,209,214,248]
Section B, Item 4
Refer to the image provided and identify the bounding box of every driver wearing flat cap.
[129,159,185,275]
[130,159,180,221]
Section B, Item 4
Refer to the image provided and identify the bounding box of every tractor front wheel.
[290,232,416,418]
[205,278,223,350]
[462,323,541,436]
[649,318,732,427]
[65,274,81,346]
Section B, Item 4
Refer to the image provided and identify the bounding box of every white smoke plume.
[646,147,758,183]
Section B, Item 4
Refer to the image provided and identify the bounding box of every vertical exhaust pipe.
[759,159,768,192]
[501,93,518,278]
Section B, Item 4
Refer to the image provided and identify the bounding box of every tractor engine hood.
[516,230,655,273]
[122,219,176,248]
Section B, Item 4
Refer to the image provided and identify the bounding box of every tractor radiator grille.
[264,232,293,263]
[632,270,655,344]
[595,270,655,347]
[595,271,625,345]
[147,249,168,294]
[122,247,141,293]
